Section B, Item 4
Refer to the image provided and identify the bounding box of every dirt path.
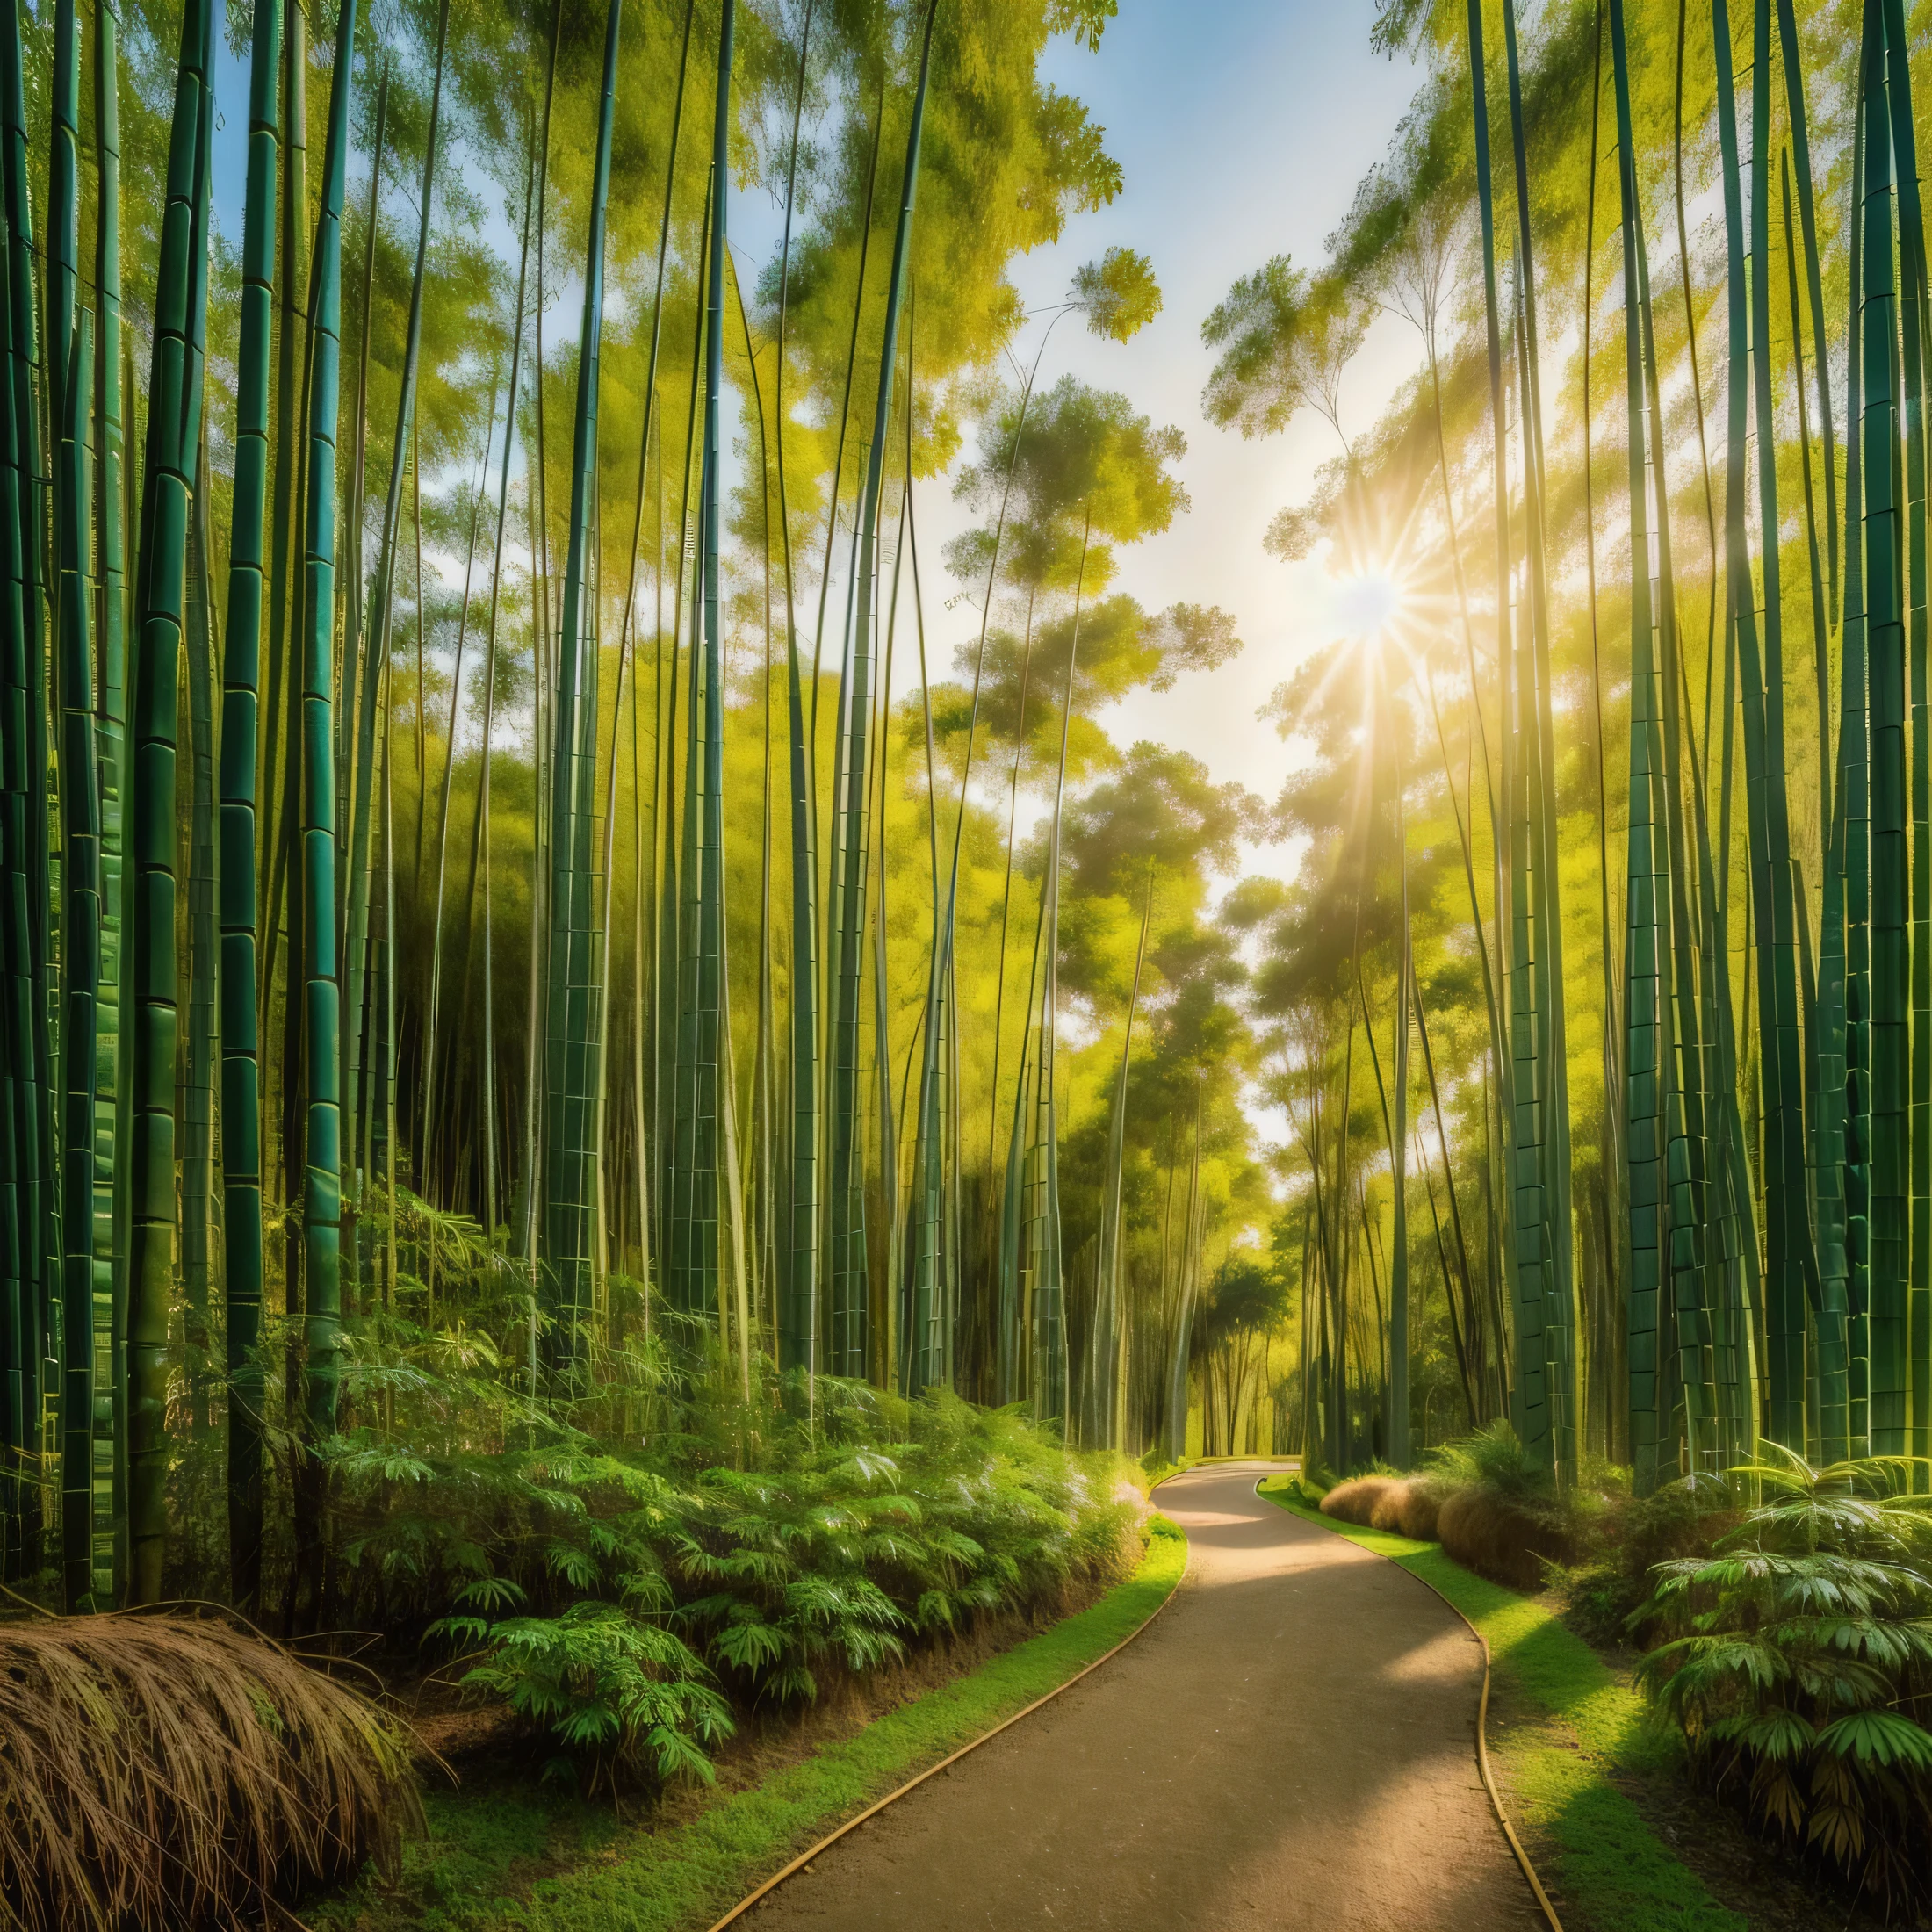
[740,1462,1541,1930]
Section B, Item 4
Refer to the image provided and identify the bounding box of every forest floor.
[311,1517,1186,1932]
[737,1461,1541,1930]
[1263,1485,1904,1932]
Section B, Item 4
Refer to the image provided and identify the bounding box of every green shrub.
[1559,1474,1737,1647]
[1635,1447,1932,1914]
[382,1381,1133,1785]
[451,1600,733,1795]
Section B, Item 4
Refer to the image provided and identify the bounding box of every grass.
[1258,1479,1742,1932]
[318,1516,1188,1932]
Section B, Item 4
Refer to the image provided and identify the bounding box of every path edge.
[700,1513,1191,1931]
[1261,1481,1565,1932]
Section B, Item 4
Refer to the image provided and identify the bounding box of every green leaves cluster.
[1637,1448,1932,1907]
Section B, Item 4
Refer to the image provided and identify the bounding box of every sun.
[1330,563,1409,652]
[1321,456,1456,681]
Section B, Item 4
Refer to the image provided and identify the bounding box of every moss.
[1260,1480,1740,1932]
[321,1517,1188,1932]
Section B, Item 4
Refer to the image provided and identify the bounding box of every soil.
[740,1461,1543,1930]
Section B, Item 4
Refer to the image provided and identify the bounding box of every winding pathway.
[740,1460,1541,1930]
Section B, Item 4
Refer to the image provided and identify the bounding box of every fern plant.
[1636,1445,1932,1909]
[452,1596,732,1792]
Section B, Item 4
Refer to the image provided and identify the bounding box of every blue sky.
[967,4,1424,854]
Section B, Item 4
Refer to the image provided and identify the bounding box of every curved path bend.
[742,1461,1541,1930]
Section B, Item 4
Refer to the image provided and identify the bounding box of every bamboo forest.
[24,0,1932,1927]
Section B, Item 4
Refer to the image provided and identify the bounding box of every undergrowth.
[1636,1448,1932,1915]
[318,1516,1186,1932]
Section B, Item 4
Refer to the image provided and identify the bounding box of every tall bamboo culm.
[125,0,214,1605]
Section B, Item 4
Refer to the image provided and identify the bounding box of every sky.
[917,2,1427,884]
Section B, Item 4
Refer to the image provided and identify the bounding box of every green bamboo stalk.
[1842,13,1875,1454]
[591,0,693,1301]
[90,0,127,1607]
[1467,0,1554,1467]
[46,0,85,1604]
[1084,871,1150,1447]
[1873,0,1932,1467]
[0,200,32,1573]
[126,0,215,1604]
[56,307,95,1611]
[457,134,537,1239]
[347,4,448,1235]
[271,4,314,1474]
[659,169,710,1314]
[0,0,52,1573]
[826,4,938,1379]
[1784,131,1850,1459]
[1711,0,1812,1449]
[1006,515,1086,1426]
[776,0,818,1400]
[1502,0,1576,1481]
[337,64,386,955]
[1856,0,1908,1451]
[1775,0,1837,615]
[1390,715,1411,1467]
[294,0,360,1469]
[903,430,955,1401]
[218,0,280,1611]
[540,0,625,1380]
[1615,76,1723,1477]
[422,388,495,1202]
[521,1,564,1283]
[871,453,910,1389]
[1164,1078,1203,1460]
[181,429,218,1432]
[259,0,309,1021]
[729,259,777,1351]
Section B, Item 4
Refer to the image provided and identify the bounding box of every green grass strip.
[1258,1481,1742,1932]
[324,1517,1188,1932]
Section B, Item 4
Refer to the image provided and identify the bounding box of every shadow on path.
[742,1462,1541,1929]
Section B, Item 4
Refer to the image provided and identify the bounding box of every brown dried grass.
[1368,1478,1445,1540]
[1437,1486,1573,1590]
[1318,1476,1400,1526]
[0,1610,421,1932]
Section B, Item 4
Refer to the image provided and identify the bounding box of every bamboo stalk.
[293,0,360,1486]
[218,0,281,1613]
[90,0,128,1607]
[539,0,627,1381]
[55,307,96,1611]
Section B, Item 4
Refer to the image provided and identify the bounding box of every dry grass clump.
[1437,1486,1573,1590]
[1369,1478,1445,1540]
[0,1610,421,1932]
[1319,1475,1400,1526]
